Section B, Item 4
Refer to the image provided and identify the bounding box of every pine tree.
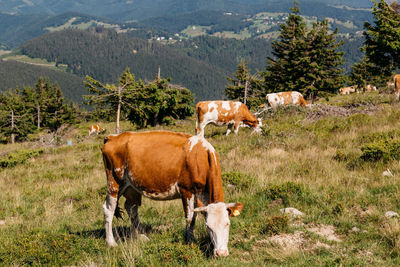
[225,60,264,109]
[264,3,308,94]
[264,3,344,100]
[84,68,138,133]
[364,0,400,72]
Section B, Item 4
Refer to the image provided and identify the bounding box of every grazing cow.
[101,131,243,257]
[195,101,262,137]
[339,85,358,95]
[364,84,377,92]
[394,74,400,100]
[339,85,376,95]
[266,91,308,109]
[89,124,105,136]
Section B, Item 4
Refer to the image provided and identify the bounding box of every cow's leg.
[198,122,208,137]
[233,122,240,134]
[182,193,197,242]
[124,187,143,235]
[226,124,233,136]
[103,194,118,247]
[103,159,121,247]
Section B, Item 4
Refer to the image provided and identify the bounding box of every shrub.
[264,182,304,206]
[260,215,289,236]
[360,139,400,162]
[0,148,44,168]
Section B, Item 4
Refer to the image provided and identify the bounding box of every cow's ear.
[226,202,244,217]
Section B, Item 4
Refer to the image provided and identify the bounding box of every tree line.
[225,0,400,107]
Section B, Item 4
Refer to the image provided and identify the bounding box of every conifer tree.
[364,0,400,72]
[264,3,344,100]
[84,68,138,133]
[225,60,264,108]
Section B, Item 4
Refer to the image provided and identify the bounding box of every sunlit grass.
[1,94,400,265]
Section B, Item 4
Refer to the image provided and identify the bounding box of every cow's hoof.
[106,240,118,247]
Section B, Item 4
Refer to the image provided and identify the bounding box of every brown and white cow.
[195,101,262,137]
[339,86,358,95]
[266,91,308,109]
[101,131,243,257]
[339,85,377,95]
[89,124,105,136]
[394,74,400,100]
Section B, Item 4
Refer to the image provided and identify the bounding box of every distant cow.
[266,91,308,108]
[101,131,243,257]
[195,101,262,137]
[339,85,358,95]
[339,85,377,95]
[89,124,105,136]
[394,74,400,100]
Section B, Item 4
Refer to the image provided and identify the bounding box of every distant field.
[1,92,400,265]
[1,54,68,72]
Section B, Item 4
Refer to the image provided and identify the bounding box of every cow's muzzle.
[214,249,229,257]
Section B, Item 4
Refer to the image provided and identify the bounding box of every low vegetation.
[1,93,400,265]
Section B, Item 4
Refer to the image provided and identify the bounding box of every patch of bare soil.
[307,224,342,242]
[306,104,381,121]
[268,231,305,250]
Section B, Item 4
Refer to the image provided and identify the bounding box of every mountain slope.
[19,28,230,100]
[0,60,85,103]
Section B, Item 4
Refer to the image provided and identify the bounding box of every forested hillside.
[19,28,230,100]
[0,60,85,102]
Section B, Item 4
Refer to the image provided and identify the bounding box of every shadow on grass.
[73,222,154,241]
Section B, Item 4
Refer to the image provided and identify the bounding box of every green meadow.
[1,92,400,266]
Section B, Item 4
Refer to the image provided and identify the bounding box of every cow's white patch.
[142,182,180,200]
[222,101,231,111]
[234,102,241,112]
[186,195,195,223]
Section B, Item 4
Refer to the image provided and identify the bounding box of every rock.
[138,234,150,242]
[227,184,236,190]
[382,169,393,177]
[0,220,5,226]
[350,227,360,232]
[280,207,304,218]
[385,211,399,218]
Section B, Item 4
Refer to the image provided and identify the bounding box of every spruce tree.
[264,3,344,100]
[364,0,400,71]
[225,60,264,108]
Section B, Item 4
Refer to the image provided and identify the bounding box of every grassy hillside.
[1,92,400,265]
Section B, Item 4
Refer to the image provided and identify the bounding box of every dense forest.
[0,60,85,103]
[19,28,230,100]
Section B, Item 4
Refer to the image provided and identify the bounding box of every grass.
[1,93,400,265]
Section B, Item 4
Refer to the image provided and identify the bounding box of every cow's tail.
[195,104,201,135]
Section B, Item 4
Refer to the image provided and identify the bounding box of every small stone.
[350,227,360,232]
[280,207,304,218]
[138,234,150,242]
[385,211,399,218]
[382,169,394,177]
[0,220,5,225]
[227,184,236,189]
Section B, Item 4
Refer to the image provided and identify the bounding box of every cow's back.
[102,131,218,196]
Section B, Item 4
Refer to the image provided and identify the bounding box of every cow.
[339,86,357,95]
[89,124,105,136]
[394,74,400,100]
[266,91,308,109]
[101,131,244,257]
[339,85,377,95]
[364,84,377,92]
[195,101,262,137]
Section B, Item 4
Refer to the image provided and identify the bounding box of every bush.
[0,148,44,168]
[260,215,289,236]
[360,139,400,162]
[264,182,304,206]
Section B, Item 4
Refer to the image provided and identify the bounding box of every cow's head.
[250,118,262,135]
[193,202,243,257]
